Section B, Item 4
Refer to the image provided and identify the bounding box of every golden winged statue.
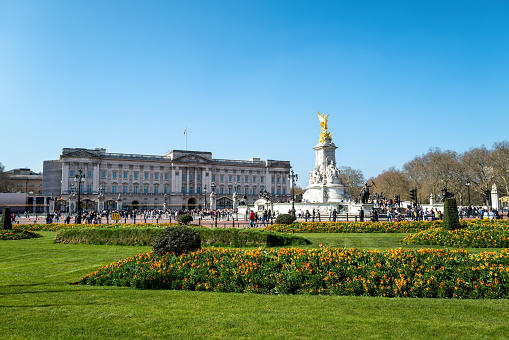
[317,111,333,143]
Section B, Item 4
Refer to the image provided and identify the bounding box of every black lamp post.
[74,169,86,224]
[289,168,298,218]
[466,179,471,208]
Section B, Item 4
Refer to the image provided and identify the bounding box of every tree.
[292,185,305,197]
[491,141,509,197]
[403,148,461,203]
[0,163,8,193]
[460,146,494,205]
[339,166,365,198]
[371,167,410,200]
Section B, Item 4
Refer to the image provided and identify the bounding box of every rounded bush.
[152,226,201,255]
[177,214,193,225]
[275,214,296,225]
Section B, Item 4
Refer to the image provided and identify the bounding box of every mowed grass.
[1,232,509,339]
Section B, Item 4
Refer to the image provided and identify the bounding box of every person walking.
[249,210,256,228]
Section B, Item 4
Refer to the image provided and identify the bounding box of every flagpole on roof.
[185,127,187,151]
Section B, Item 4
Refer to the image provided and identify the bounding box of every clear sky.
[1,0,508,187]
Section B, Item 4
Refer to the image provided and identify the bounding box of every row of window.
[211,175,286,183]
[70,170,287,184]
[76,185,170,194]
[73,184,286,196]
[70,170,170,181]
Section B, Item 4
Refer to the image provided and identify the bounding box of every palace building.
[42,148,291,211]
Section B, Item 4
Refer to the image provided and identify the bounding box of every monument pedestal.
[302,137,351,203]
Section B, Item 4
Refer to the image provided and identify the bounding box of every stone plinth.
[302,137,351,203]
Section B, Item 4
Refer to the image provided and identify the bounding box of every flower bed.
[13,222,181,232]
[80,246,509,298]
[0,229,41,240]
[265,220,445,233]
[402,220,509,248]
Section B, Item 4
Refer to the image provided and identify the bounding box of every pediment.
[268,161,290,168]
[174,154,211,163]
[64,150,99,158]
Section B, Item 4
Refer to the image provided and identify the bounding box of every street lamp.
[288,168,298,218]
[74,170,86,224]
[466,179,471,208]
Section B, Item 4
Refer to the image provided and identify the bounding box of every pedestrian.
[359,208,364,222]
[249,210,256,228]
[332,209,337,222]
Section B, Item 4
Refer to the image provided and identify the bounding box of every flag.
[184,127,187,134]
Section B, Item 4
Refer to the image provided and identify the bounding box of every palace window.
[123,186,128,193]
[134,186,138,194]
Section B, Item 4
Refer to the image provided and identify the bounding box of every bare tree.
[0,163,8,193]
[492,141,509,197]
[339,166,365,198]
[460,145,494,205]
[372,167,410,200]
[403,148,461,203]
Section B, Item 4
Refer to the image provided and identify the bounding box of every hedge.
[55,226,311,247]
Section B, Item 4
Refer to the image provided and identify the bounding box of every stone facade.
[6,168,43,195]
[44,148,291,211]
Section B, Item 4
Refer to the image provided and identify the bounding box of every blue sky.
[1,0,508,187]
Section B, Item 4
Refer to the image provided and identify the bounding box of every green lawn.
[1,231,508,339]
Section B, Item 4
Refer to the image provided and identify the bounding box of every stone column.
[429,194,434,205]
[194,168,198,193]
[210,191,216,210]
[93,163,100,192]
[185,167,189,193]
[69,199,76,213]
[491,184,499,210]
[49,197,55,213]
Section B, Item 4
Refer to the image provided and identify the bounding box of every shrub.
[443,198,461,230]
[275,214,295,225]
[0,208,12,230]
[177,214,193,225]
[152,226,201,255]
